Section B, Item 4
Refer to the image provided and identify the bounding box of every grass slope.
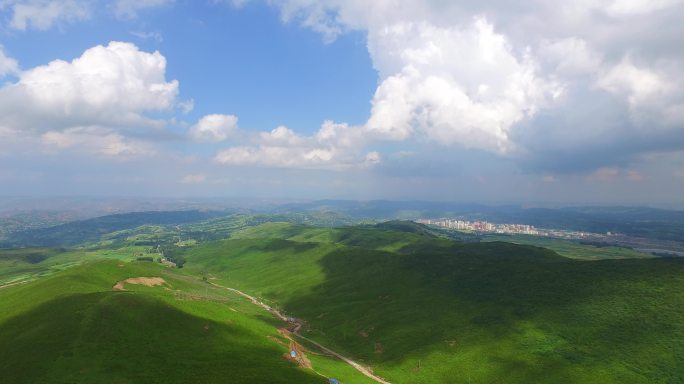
[0,246,147,286]
[0,260,374,384]
[183,223,684,383]
[479,233,653,260]
[2,210,225,247]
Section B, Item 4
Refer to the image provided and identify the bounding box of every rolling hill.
[0,259,373,383]
[1,219,683,383]
[181,222,684,383]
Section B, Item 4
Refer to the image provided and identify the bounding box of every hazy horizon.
[2,195,684,214]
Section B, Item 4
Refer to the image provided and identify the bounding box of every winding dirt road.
[209,281,391,384]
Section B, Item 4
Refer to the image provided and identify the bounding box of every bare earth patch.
[113,277,167,291]
[359,327,374,338]
[283,339,312,369]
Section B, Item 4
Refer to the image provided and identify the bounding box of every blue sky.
[1,0,684,205]
[1,2,375,130]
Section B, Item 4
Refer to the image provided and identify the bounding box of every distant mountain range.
[277,200,684,242]
[2,200,684,247]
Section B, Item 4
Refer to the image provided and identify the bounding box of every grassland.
[2,217,684,383]
[0,246,150,286]
[0,258,375,383]
[478,233,653,260]
[182,222,684,383]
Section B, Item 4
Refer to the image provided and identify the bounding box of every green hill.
[1,210,226,248]
[182,223,684,383]
[2,220,683,383]
[0,260,374,384]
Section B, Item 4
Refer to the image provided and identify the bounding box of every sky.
[1,0,684,205]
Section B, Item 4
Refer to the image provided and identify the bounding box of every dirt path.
[209,281,391,384]
[0,279,30,290]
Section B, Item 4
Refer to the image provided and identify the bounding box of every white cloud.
[365,151,381,165]
[113,0,172,19]
[215,145,337,168]
[538,38,602,75]
[0,41,179,160]
[40,126,155,158]
[366,18,562,153]
[597,59,670,108]
[7,0,90,31]
[595,58,684,128]
[130,30,164,43]
[189,114,238,142]
[215,145,338,168]
[315,120,363,147]
[603,0,683,16]
[0,46,18,77]
[177,98,194,114]
[255,0,684,171]
[259,125,303,146]
[0,41,179,132]
[214,120,373,169]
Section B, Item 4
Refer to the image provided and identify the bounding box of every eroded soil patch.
[113,277,167,291]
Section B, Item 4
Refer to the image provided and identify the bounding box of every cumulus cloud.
[189,114,238,142]
[0,41,179,132]
[4,0,91,30]
[254,0,684,172]
[259,125,303,146]
[40,126,155,158]
[538,38,602,75]
[597,59,670,109]
[366,18,562,153]
[215,145,336,167]
[215,121,375,169]
[0,41,182,162]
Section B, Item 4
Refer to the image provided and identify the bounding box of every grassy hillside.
[479,233,654,260]
[1,210,226,248]
[182,223,684,383]
[2,218,683,383]
[0,246,150,287]
[0,259,375,384]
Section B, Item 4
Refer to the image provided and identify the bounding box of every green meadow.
[1,219,684,383]
[0,259,374,383]
[183,222,684,383]
[479,233,654,260]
